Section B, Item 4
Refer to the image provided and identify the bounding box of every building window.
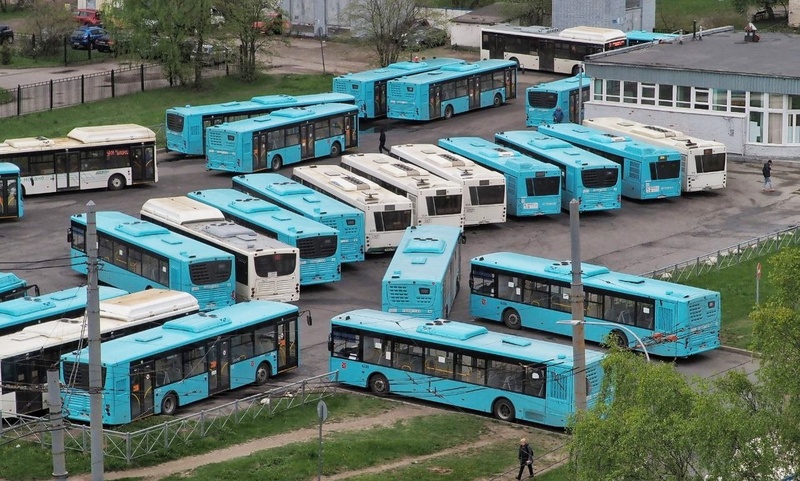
[592,78,603,101]
[676,86,691,108]
[606,80,620,102]
[694,87,709,110]
[788,114,800,144]
[731,91,746,113]
[769,112,782,143]
[750,92,764,108]
[641,83,655,105]
[658,84,673,107]
[749,111,764,143]
[712,89,728,112]
[623,81,638,104]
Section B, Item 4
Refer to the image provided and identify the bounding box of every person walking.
[552,106,564,124]
[379,127,389,154]
[762,159,774,192]
[516,437,534,479]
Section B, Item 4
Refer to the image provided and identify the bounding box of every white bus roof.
[558,26,627,42]
[389,144,506,184]
[67,124,156,144]
[341,153,463,195]
[584,117,726,150]
[141,197,226,224]
[293,165,413,209]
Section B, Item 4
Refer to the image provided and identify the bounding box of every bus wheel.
[369,373,390,396]
[271,156,283,172]
[444,105,454,120]
[107,174,126,191]
[493,398,515,422]
[502,308,521,330]
[329,142,341,158]
[493,93,502,107]
[161,392,178,416]
[609,330,629,349]
[255,362,271,385]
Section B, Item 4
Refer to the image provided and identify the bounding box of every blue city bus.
[0,286,127,338]
[61,301,307,424]
[387,59,518,121]
[438,137,562,217]
[625,30,678,46]
[525,75,589,128]
[205,103,359,173]
[469,252,721,357]
[382,225,464,320]
[68,211,236,311]
[0,272,38,302]
[329,309,607,427]
[232,173,366,264]
[188,189,341,286]
[537,123,683,200]
[332,57,465,119]
[0,162,22,220]
[494,130,621,212]
[165,92,356,156]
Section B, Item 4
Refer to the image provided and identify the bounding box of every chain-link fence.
[641,225,800,282]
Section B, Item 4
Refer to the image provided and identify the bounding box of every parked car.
[0,25,13,44]
[73,9,102,27]
[401,19,448,50]
[253,11,291,35]
[195,43,230,66]
[70,26,108,50]
[95,32,130,54]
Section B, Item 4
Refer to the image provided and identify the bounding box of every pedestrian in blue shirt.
[553,106,564,124]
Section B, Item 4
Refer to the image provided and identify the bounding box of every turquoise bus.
[525,75,589,128]
[165,92,356,156]
[387,59,517,121]
[61,301,307,424]
[2,289,198,419]
[68,211,236,311]
[188,189,341,286]
[205,103,359,173]
[0,162,22,220]
[0,272,38,302]
[538,123,682,200]
[438,137,562,217]
[232,173,366,264]
[494,130,621,212]
[0,285,127,338]
[382,225,464,320]
[329,309,607,427]
[469,252,721,357]
[332,57,465,119]
[625,30,679,46]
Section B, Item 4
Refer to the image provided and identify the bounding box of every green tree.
[501,0,551,26]
[345,0,419,67]
[731,0,788,19]
[215,0,286,81]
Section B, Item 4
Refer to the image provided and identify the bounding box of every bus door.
[130,361,155,419]
[207,338,231,395]
[344,115,358,148]
[429,85,442,119]
[55,152,80,191]
[0,176,19,218]
[484,32,502,59]
[300,124,315,159]
[130,146,154,183]
[468,76,480,110]
[504,69,516,99]
[539,40,555,72]
[254,132,268,171]
[277,318,298,371]
[374,81,388,117]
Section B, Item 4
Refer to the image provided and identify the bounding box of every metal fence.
[641,225,800,282]
[0,372,338,464]
[0,60,233,119]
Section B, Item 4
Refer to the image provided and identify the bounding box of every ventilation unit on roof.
[492,148,515,157]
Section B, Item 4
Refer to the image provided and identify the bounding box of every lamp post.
[557,319,651,362]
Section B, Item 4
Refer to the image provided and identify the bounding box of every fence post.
[140,64,145,91]
[200,410,205,436]
[16,84,21,116]
[126,432,132,465]
[49,79,53,110]
[63,36,67,66]
[111,69,115,98]
[81,74,85,104]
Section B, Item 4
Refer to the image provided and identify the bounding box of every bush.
[0,43,11,65]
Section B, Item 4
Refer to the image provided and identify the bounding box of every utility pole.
[86,201,104,481]
[569,199,587,412]
[47,369,68,481]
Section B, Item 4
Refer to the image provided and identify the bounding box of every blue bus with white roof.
[525,75,589,128]
[232,173,366,264]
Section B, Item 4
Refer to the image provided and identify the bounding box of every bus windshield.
[375,210,412,232]
[427,194,463,216]
[254,253,297,277]
[527,91,558,109]
[651,161,682,180]
[471,185,505,205]
[695,153,726,173]
[527,176,560,196]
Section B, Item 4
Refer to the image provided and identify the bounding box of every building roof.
[451,2,516,25]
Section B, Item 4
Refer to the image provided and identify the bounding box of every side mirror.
[326,334,333,353]
[66,228,73,244]
[460,234,467,245]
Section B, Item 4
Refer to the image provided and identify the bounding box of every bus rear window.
[254,253,297,277]
[695,153,726,173]
[296,235,338,259]
[582,168,618,188]
[469,185,505,205]
[62,361,106,390]
[650,160,681,180]
[166,113,185,133]
[374,210,412,232]
[426,194,463,216]
[189,260,232,285]
[526,176,560,196]
[527,91,558,109]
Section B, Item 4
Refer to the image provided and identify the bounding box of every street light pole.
[569,199,587,413]
[557,320,651,362]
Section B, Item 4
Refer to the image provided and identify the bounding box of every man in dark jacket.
[516,437,534,479]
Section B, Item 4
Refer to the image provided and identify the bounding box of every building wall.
[451,24,484,48]
[790,0,800,28]
[552,0,655,31]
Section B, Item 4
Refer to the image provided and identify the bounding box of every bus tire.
[107,174,126,191]
[492,398,515,422]
[271,156,283,172]
[161,392,178,416]
[369,373,390,396]
[444,105,454,120]
[493,93,502,107]
[255,361,271,385]
[329,142,341,158]
[502,308,521,330]
[608,330,629,349]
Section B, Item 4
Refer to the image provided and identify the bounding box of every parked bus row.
[0,272,38,301]
[525,76,727,193]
